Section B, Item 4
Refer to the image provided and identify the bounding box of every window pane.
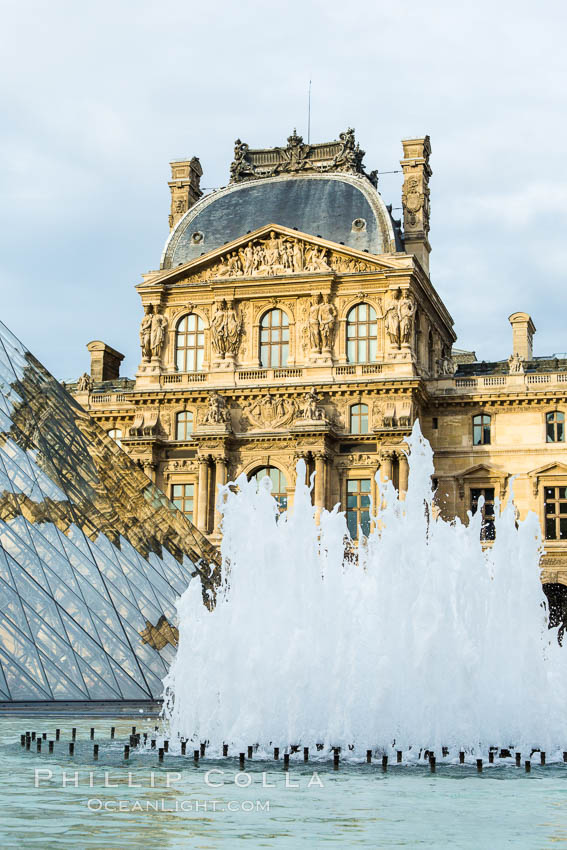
[347,480,357,492]
[360,413,368,434]
[561,518,567,540]
[558,422,565,442]
[545,487,555,500]
[347,495,357,508]
[560,487,567,500]
[360,479,371,492]
[360,512,371,537]
[347,341,356,361]
[347,512,358,538]
[546,517,556,540]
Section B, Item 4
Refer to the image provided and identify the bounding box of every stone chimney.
[400,136,432,275]
[168,156,203,230]
[509,312,536,361]
[86,341,124,382]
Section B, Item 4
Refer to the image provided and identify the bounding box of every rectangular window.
[172,483,194,522]
[346,479,371,539]
[470,487,495,540]
[544,486,567,540]
[176,411,193,441]
[473,414,491,446]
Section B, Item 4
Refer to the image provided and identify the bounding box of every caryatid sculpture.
[385,288,415,349]
[385,289,401,348]
[140,305,154,360]
[318,293,337,350]
[399,291,416,346]
[309,293,323,352]
[211,299,243,359]
[150,308,168,359]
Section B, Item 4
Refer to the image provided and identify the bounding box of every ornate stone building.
[69,129,567,614]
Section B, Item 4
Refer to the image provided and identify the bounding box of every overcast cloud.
[1,0,566,380]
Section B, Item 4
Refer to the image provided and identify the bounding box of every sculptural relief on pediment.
[179,232,383,284]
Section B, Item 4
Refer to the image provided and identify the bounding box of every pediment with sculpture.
[158,225,397,286]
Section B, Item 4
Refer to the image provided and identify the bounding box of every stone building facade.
[69,129,567,611]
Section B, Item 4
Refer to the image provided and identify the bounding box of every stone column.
[371,458,381,522]
[398,451,409,499]
[294,451,310,487]
[380,451,393,484]
[197,456,210,533]
[314,453,327,509]
[213,457,228,534]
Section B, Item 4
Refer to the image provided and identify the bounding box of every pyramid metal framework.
[0,320,219,701]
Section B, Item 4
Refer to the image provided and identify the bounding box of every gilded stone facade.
[70,130,567,599]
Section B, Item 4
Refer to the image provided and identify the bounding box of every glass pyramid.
[0,319,219,701]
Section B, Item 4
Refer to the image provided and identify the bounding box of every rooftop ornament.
[229,128,378,186]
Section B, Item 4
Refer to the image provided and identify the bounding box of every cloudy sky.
[1,0,566,380]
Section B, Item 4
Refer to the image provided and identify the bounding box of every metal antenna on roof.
[307,79,312,144]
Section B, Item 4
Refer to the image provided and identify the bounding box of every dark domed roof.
[161,173,400,269]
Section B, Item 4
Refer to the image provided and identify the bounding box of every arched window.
[175,314,204,372]
[473,414,491,446]
[260,309,289,367]
[176,411,193,441]
[547,411,565,443]
[350,403,369,434]
[252,466,288,512]
[108,429,122,447]
[347,303,377,363]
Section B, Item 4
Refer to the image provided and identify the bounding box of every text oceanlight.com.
[86,799,269,812]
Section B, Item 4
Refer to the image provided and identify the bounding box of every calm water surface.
[2,716,567,848]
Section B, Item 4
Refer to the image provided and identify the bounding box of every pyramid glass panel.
[0,319,219,702]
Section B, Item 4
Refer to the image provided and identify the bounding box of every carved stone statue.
[319,293,337,349]
[229,139,254,182]
[239,241,255,276]
[508,352,525,374]
[203,392,231,425]
[309,294,323,352]
[150,309,168,358]
[211,298,242,359]
[299,389,325,422]
[439,355,456,376]
[385,289,401,348]
[399,292,416,346]
[292,240,304,272]
[304,245,330,272]
[140,305,153,360]
[218,251,243,277]
[76,372,93,393]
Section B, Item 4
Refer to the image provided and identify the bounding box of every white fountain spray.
[163,422,567,756]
